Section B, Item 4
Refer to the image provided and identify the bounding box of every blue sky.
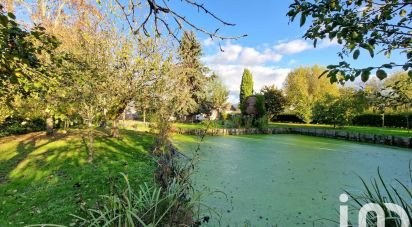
[168,0,403,103]
[12,0,403,103]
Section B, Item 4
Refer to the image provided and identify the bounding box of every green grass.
[173,122,207,130]
[0,129,156,226]
[169,121,411,137]
[269,122,412,137]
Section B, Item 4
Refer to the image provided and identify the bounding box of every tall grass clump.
[70,172,211,227]
[346,166,412,227]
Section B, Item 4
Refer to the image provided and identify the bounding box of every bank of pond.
[173,127,412,148]
[173,134,411,226]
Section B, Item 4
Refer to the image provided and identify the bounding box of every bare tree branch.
[111,0,247,43]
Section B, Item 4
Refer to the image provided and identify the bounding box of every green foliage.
[239,69,254,115]
[203,75,229,113]
[0,116,45,137]
[284,65,339,123]
[353,113,412,129]
[352,114,383,127]
[255,94,266,118]
[288,0,412,83]
[255,115,268,130]
[312,88,366,127]
[312,95,354,128]
[178,31,208,114]
[0,7,60,101]
[72,173,206,226]
[271,114,305,123]
[261,85,286,118]
[230,114,242,129]
[346,168,412,227]
[383,72,412,109]
[220,112,229,121]
[242,115,254,129]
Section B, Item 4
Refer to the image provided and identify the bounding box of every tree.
[0,6,67,134]
[312,95,351,128]
[149,44,200,153]
[284,65,339,123]
[313,88,365,128]
[239,68,254,115]
[204,75,229,117]
[384,72,412,110]
[261,85,286,121]
[288,0,412,83]
[0,7,59,104]
[178,31,208,114]
[379,72,412,128]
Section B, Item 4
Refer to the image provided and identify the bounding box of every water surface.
[173,134,411,226]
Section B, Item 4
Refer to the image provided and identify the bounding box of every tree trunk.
[111,119,120,138]
[382,113,385,127]
[46,116,54,135]
[143,108,146,124]
[87,128,94,163]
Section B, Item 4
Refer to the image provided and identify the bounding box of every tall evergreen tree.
[178,31,207,114]
[239,68,254,115]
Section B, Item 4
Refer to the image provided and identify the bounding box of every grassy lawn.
[269,123,411,137]
[173,122,207,129]
[0,129,156,226]
[170,121,411,137]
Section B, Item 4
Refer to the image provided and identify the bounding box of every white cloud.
[202,38,216,47]
[238,47,282,65]
[202,43,282,66]
[318,38,339,48]
[274,38,339,55]
[208,64,290,103]
[274,39,312,55]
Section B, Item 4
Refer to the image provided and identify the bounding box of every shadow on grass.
[0,132,68,184]
[0,129,156,226]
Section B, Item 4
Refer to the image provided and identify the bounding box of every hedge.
[271,114,305,123]
[0,117,46,137]
[352,113,412,128]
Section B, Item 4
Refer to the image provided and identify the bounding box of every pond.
[173,134,411,226]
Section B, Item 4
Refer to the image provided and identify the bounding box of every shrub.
[220,112,229,121]
[0,116,46,137]
[230,114,242,128]
[255,94,267,118]
[243,115,254,128]
[352,114,382,127]
[271,114,305,123]
[385,114,412,128]
[256,115,268,130]
[352,113,412,128]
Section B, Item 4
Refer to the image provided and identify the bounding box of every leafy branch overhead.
[288,0,412,83]
[106,0,247,45]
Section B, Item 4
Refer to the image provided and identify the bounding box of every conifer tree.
[239,69,254,115]
[178,31,207,114]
